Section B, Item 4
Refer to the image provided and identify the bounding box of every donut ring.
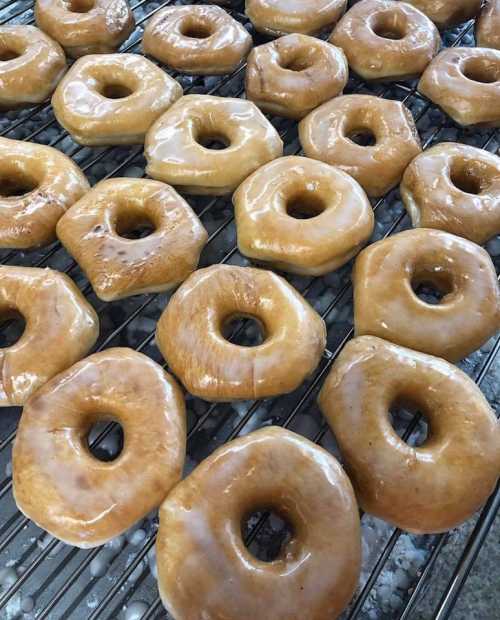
[156,265,326,401]
[143,5,252,75]
[330,0,440,82]
[0,266,98,406]
[418,47,500,127]
[13,348,186,548]
[401,142,500,245]
[476,0,500,50]
[353,229,500,362]
[245,34,348,120]
[157,427,361,620]
[319,336,500,533]
[57,178,208,302]
[299,94,422,197]
[52,53,183,146]
[233,156,374,275]
[404,0,481,29]
[145,95,283,195]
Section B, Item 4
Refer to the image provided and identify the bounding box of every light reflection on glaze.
[404,0,481,29]
[476,0,500,50]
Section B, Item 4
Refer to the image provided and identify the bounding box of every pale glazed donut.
[401,142,500,245]
[476,0,500,50]
[13,348,185,548]
[0,266,98,406]
[145,95,283,195]
[0,137,89,249]
[353,229,500,362]
[418,47,500,127]
[157,427,361,620]
[0,25,66,109]
[330,0,440,81]
[233,156,374,275]
[57,178,207,301]
[52,53,183,145]
[143,5,252,75]
[35,0,135,58]
[299,94,421,197]
[156,265,326,401]
[404,0,481,29]
[245,34,348,120]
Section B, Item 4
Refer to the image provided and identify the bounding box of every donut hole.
[0,47,21,62]
[68,0,95,13]
[222,314,266,347]
[242,508,295,562]
[450,165,484,195]
[0,310,25,348]
[99,83,134,100]
[461,57,500,84]
[389,400,429,448]
[411,267,454,305]
[286,191,326,220]
[0,172,38,198]
[195,130,230,151]
[86,420,124,462]
[279,55,312,72]
[370,11,407,40]
[114,209,157,240]
[180,20,214,39]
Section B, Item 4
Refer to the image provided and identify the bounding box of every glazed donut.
[157,427,361,620]
[299,94,421,197]
[156,265,326,401]
[0,266,98,406]
[52,53,183,146]
[330,0,440,81]
[0,137,89,249]
[418,47,500,127]
[13,348,185,548]
[145,95,283,195]
[476,0,500,50]
[0,25,66,109]
[401,142,500,245]
[57,178,208,301]
[233,156,374,275]
[353,229,500,362]
[404,0,481,29]
[143,5,252,75]
[245,34,348,120]
[35,0,135,58]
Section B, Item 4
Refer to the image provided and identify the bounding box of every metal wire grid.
[0,1,498,618]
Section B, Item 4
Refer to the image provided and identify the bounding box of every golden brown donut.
[418,47,500,127]
[299,94,422,197]
[245,34,348,120]
[233,156,374,275]
[0,266,98,406]
[143,5,252,75]
[57,178,207,301]
[404,0,481,29]
[353,229,500,362]
[13,348,185,548]
[52,53,183,146]
[145,95,283,195]
[401,142,500,245]
[35,0,135,59]
[156,265,326,401]
[157,427,361,620]
[476,0,500,50]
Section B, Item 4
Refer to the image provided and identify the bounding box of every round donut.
[476,0,500,50]
[0,266,98,406]
[0,25,66,109]
[233,156,374,275]
[157,427,361,620]
[401,142,500,245]
[418,47,500,127]
[353,228,500,362]
[299,94,422,197]
[13,347,186,548]
[52,53,183,146]
[143,5,252,75]
[404,0,481,29]
[35,0,135,59]
[156,265,326,401]
[245,34,348,120]
[318,336,500,533]
[57,178,208,302]
[145,95,283,195]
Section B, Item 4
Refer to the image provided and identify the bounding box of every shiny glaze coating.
[245,34,348,120]
[418,47,500,127]
[233,156,374,275]
[145,95,283,195]
[353,229,500,362]
[299,94,421,197]
[157,427,361,620]
[318,336,500,533]
[57,178,207,301]
[0,266,98,406]
[401,142,500,245]
[404,0,481,29]
[0,137,89,249]
[156,265,326,401]
[13,348,186,548]
[143,5,252,75]
[476,0,500,50]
